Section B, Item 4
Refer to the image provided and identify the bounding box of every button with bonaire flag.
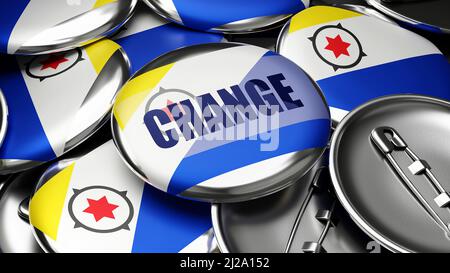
[28,140,216,253]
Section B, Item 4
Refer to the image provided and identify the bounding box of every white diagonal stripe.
[18,47,98,156]
[122,45,267,192]
[7,0,95,54]
[112,3,168,40]
[50,141,145,253]
[279,14,442,81]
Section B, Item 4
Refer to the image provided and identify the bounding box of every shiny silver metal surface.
[225,28,281,52]
[181,148,326,202]
[330,95,450,253]
[212,161,375,253]
[3,0,137,55]
[111,43,331,202]
[29,140,217,253]
[0,90,8,149]
[335,4,396,24]
[211,15,293,34]
[366,0,450,33]
[275,5,450,125]
[0,169,45,253]
[142,0,308,34]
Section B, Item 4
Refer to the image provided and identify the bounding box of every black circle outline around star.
[309,23,366,71]
[25,48,84,81]
[144,86,197,113]
[144,87,205,139]
[68,185,134,233]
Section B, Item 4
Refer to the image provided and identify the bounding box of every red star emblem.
[162,99,175,121]
[162,99,186,121]
[83,196,119,222]
[324,34,351,58]
[40,54,69,70]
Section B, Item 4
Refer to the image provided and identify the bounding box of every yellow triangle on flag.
[29,163,75,241]
[113,63,175,130]
[289,6,362,33]
[93,0,117,9]
[85,39,121,75]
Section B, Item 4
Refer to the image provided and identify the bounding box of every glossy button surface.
[0,0,137,55]
[143,0,309,33]
[112,1,224,74]
[112,43,331,202]
[0,169,45,253]
[366,0,450,34]
[277,6,450,123]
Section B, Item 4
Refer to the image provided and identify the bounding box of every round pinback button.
[330,95,450,253]
[0,168,46,253]
[111,1,224,74]
[28,140,217,253]
[0,39,130,174]
[111,43,331,202]
[0,0,137,55]
[142,0,309,33]
[212,153,378,253]
[366,0,450,34]
[276,6,450,123]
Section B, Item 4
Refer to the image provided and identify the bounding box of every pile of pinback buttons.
[0,0,448,253]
